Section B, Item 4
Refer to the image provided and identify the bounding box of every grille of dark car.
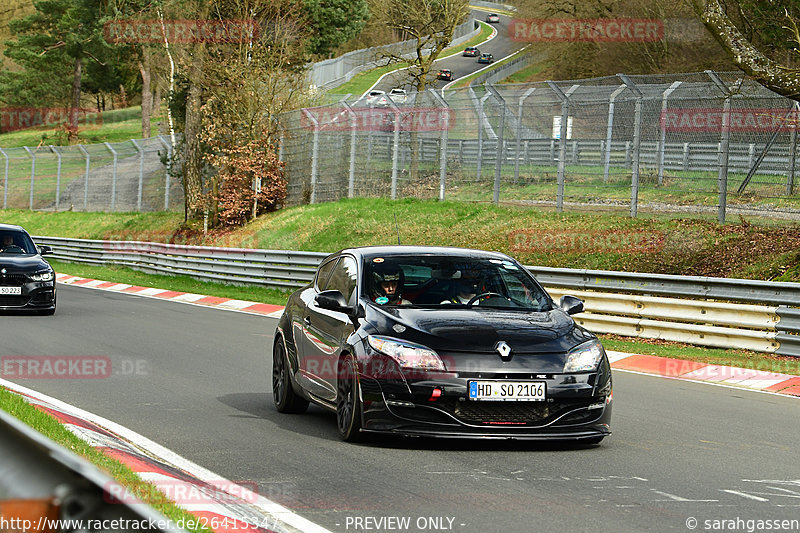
[0,296,26,307]
[453,401,551,424]
[0,274,26,286]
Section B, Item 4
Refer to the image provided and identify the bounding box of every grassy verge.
[0,387,213,533]
[502,61,546,83]
[331,21,495,96]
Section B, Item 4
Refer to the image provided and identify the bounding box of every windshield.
[363,254,552,311]
[0,230,36,254]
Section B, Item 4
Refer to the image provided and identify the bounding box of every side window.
[323,256,358,306]
[314,259,337,291]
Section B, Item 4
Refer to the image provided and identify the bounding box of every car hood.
[363,304,593,355]
[0,255,49,271]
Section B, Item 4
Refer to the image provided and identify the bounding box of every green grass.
[502,61,546,84]
[0,387,214,533]
[331,21,495,96]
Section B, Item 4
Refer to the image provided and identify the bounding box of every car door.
[299,255,359,403]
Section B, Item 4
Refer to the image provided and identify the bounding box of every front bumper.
[0,280,56,311]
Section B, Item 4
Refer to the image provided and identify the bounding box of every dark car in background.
[272,246,612,443]
[462,46,480,57]
[478,53,494,64]
[0,224,56,315]
[436,69,453,81]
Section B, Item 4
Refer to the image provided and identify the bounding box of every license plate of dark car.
[468,380,546,401]
[0,287,21,295]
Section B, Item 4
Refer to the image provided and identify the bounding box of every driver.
[1,234,16,251]
[443,270,483,304]
[372,265,410,305]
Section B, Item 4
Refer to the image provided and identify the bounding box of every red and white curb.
[0,378,332,533]
[56,273,285,318]
[57,272,800,398]
[607,351,800,398]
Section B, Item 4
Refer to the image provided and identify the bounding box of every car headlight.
[367,335,445,371]
[30,270,54,282]
[563,340,604,373]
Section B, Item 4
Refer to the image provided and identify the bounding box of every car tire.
[272,339,308,414]
[336,354,363,442]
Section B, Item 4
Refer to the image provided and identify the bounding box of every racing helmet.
[372,264,404,304]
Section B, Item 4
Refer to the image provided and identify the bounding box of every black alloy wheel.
[336,355,363,441]
[272,339,308,413]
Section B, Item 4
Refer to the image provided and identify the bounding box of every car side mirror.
[315,290,353,314]
[38,245,54,255]
[559,295,584,315]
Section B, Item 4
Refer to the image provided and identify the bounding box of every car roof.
[332,245,513,262]
[0,224,26,232]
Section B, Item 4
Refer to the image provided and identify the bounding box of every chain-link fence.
[278,71,800,222]
[0,135,182,212]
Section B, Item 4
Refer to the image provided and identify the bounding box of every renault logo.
[0,268,5,275]
[495,341,513,361]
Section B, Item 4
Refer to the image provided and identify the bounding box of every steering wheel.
[1,245,24,254]
[467,292,509,306]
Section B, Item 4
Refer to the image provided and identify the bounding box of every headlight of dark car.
[29,270,54,282]
[367,335,445,371]
[563,340,604,373]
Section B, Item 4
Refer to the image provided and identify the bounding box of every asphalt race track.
[3,284,800,533]
[372,11,524,94]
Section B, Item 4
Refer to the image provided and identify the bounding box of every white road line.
[721,490,769,501]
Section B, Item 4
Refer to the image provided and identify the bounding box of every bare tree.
[690,0,800,101]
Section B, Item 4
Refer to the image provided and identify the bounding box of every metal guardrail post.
[104,142,118,211]
[341,102,357,198]
[617,74,643,218]
[547,82,578,213]
[515,88,535,184]
[301,109,319,204]
[486,85,506,205]
[158,135,172,210]
[50,145,62,211]
[23,146,35,210]
[707,70,740,224]
[428,89,450,201]
[658,81,681,187]
[0,147,8,209]
[474,91,490,181]
[77,145,90,210]
[603,85,626,184]
[131,139,144,211]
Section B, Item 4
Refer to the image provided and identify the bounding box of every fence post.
[486,85,506,205]
[104,142,118,211]
[658,81,682,187]
[787,102,799,195]
[476,92,491,181]
[77,145,90,211]
[23,146,35,210]
[617,74,642,218]
[301,109,319,204]
[341,102,357,199]
[604,85,626,184]
[547,82,578,213]
[0,147,8,209]
[516,88,535,183]
[386,99,401,200]
[707,70,741,224]
[49,146,62,211]
[157,135,172,210]
[130,139,144,211]
[428,89,450,201]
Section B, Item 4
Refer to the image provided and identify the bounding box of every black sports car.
[0,224,56,315]
[478,53,494,64]
[272,246,612,443]
[436,69,453,81]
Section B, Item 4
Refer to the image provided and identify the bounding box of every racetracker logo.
[100,230,260,256]
[103,19,259,44]
[509,18,664,42]
[1,356,112,379]
[660,108,800,133]
[104,480,261,505]
[301,107,455,133]
[508,229,663,254]
[0,107,102,134]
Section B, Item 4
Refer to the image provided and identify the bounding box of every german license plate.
[0,286,21,295]
[468,380,546,401]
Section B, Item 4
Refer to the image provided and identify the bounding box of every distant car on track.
[388,88,407,104]
[486,13,500,23]
[0,224,56,315]
[366,89,389,107]
[436,69,453,81]
[271,246,612,443]
[478,53,494,64]
[462,46,480,57]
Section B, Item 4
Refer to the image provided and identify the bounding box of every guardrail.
[35,236,800,357]
[0,408,181,532]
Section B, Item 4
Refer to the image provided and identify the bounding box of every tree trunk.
[152,84,161,117]
[138,50,152,139]
[183,45,206,220]
[69,57,82,144]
